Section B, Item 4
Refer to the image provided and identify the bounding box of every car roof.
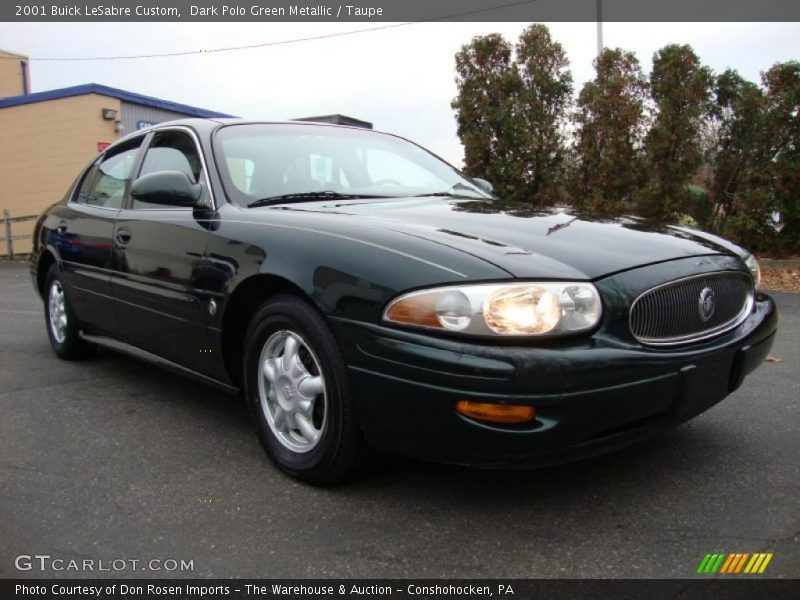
[110,117,385,150]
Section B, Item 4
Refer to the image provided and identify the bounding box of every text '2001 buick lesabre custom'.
[30,119,777,483]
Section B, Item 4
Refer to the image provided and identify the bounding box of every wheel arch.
[220,272,319,387]
[35,246,61,299]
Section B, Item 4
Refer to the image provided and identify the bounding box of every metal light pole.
[596,0,604,57]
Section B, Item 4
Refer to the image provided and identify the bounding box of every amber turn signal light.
[455,400,536,424]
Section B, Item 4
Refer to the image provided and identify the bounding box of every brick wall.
[0,50,27,97]
[0,93,122,255]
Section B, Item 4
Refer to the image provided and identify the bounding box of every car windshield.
[213,123,491,206]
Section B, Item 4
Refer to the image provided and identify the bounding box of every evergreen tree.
[452,24,572,205]
[637,44,712,220]
[573,48,648,215]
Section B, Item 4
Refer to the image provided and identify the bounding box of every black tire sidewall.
[243,295,360,482]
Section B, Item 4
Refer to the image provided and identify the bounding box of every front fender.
[201,204,510,386]
[206,204,510,324]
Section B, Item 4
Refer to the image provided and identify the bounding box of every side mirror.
[472,177,494,195]
[130,171,202,207]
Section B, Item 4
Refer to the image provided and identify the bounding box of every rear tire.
[43,264,95,360]
[242,294,368,484]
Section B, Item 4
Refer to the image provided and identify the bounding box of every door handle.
[56,221,68,234]
[115,228,132,248]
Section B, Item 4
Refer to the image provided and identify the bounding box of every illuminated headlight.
[744,254,761,288]
[383,283,602,337]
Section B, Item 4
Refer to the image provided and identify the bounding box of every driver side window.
[134,130,203,209]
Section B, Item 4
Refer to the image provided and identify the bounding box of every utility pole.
[596,0,603,57]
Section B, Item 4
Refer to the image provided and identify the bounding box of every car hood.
[268,197,746,280]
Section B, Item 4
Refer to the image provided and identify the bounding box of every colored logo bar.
[696,553,773,574]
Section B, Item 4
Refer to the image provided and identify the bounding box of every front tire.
[243,294,368,484]
[43,264,95,360]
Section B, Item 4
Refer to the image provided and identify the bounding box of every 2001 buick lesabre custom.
[30,119,777,483]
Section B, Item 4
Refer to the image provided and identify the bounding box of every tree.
[451,33,522,202]
[451,24,572,205]
[762,61,800,253]
[514,24,573,204]
[572,48,648,215]
[637,44,712,220]
[703,69,774,249]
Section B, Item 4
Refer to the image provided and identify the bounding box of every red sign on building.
[97,142,111,153]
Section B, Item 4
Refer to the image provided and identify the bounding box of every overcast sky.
[1,21,798,165]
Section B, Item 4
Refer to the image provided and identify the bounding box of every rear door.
[57,137,144,335]
[110,127,212,370]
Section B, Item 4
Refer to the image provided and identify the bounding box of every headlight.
[745,254,761,288]
[383,282,602,337]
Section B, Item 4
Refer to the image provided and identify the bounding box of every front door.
[110,128,211,371]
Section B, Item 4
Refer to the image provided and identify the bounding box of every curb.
[759,258,800,269]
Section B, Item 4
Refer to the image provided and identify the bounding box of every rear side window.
[75,138,143,209]
[74,161,100,204]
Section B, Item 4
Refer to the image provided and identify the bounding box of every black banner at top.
[3,0,800,22]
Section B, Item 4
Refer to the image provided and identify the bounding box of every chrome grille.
[629,272,754,346]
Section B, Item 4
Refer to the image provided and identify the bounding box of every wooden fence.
[1,209,36,260]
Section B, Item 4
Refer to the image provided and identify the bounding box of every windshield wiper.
[411,191,484,199]
[412,183,486,199]
[247,191,389,208]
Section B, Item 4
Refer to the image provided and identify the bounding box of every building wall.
[0,93,121,255]
[0,50,28,97]
[120,101,191,135]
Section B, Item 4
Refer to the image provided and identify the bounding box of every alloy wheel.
[48,280,67,344]
[257,330,327,453]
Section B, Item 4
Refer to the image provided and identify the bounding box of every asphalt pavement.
[1,260,797,579]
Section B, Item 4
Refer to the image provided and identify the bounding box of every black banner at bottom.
[3,579,800,600]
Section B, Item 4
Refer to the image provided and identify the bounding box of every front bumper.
[330,292,777,466]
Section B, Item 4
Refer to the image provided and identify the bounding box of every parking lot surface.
[1,260,797,578]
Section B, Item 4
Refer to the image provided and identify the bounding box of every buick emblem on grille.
[698,287,716,322]
[630,273,750,345]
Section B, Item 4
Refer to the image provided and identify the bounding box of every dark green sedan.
[30,119,777,483]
